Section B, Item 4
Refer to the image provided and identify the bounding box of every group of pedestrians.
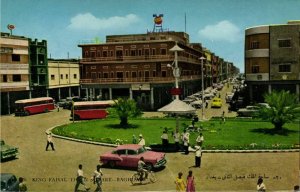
[175,170,196,192]
[74,164,103,192]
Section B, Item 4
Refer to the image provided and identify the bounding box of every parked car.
[0,140,18,161]
[211,98,222,108]
[237,106,260,117]
[0,173,19,191]
[100,144,167,170]
[190,100,203,109]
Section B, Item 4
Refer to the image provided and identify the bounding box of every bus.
[71,100,115,120]
[15,97,55,116]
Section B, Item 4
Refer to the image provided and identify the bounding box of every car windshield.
[137,146,146,154]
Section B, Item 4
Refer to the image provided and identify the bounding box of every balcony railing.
[80,55,201,64]
[80,75,202,84]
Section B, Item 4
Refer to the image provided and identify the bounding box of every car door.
[126,149,139,167]
[115,149,127,167]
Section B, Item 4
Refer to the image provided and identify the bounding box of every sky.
[1,0,300,73]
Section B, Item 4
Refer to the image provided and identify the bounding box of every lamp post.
[199,56,206,120]
[169,42,184,100]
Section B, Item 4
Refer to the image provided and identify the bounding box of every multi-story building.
[245,21,300,102]
[29,39,48,98]
[48,59,81,101]
[0,32,30,114]
[78,31,237,110]
[0,32,80,114]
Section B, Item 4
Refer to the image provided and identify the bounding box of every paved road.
[1,90,299,191]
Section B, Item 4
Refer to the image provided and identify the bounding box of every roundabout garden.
[51,117,300,150]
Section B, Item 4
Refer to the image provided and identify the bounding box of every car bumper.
[154,158,167,168]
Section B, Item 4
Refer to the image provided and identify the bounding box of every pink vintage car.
[100,144,167,170]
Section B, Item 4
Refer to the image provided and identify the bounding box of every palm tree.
[113,98,141,127]
[259,90,300,130]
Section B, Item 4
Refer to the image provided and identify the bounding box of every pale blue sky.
[1,0,300,72]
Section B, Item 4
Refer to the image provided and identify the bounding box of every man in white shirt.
[173,130,180,151]
[161,131,169,151]
[183,131,190,155]
[45,132,55,151]
[138,134,145,146]
[194,145,202,167]
[93,165,103,192]
[196,133,204,146]
[74,164,90,192]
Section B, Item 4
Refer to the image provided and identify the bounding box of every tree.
[113,98,141,127]
[259,90,300,130]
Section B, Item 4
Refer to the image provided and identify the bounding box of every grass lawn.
[52,117,300,150]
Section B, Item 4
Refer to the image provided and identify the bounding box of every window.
[91,72,97,79]
[51,75,55,80]
[152,71,156,77]
[98,73,101,78]
[152,48,156,55]
[250,41,259,49]
[279,64,291,72]
[60,74,63,79]
[12,74,21,82]
[160,49,167,55]
[102,51,107,57]
[110,72,114,78]
[130,50,136,56]
[251,65,259,73]
[162,71,167,77]
[12,54,20,62]
[66,74,69,79]
[73,74,77,79]
[132,71,137,78]
[138,49,142,56]
[2,75,7,82]
[103,73,109,78]
[278,39,291,48]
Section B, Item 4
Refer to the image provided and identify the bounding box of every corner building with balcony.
[245,21,300,102]
[79,31,215,110]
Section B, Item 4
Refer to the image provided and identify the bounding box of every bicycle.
[130,167,157,185]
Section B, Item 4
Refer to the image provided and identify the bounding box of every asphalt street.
[1,85,299,191]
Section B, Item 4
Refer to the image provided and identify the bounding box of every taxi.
[211,97,222,108]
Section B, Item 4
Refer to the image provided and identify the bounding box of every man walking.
[45,132,55,151]
[75,164,90,192]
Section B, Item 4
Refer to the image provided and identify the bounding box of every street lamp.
[199,56,206,120]
[169,42,184,100]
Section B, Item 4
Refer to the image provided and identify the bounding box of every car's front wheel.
[145,163,153,171]
[108,161,116,168]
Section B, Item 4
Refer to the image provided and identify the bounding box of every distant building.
[48,59,81,101]
[245,21,300,102]
[78,31,237,110]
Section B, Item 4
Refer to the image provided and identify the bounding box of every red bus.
[71,100,115,120]
[15,97,55,116]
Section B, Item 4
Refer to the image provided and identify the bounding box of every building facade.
[0,32,30,114]
[79,31,237,110]
[245,21,300,102]
[0,32,81,114]
[48,59,81,101]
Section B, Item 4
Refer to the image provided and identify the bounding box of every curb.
[47,125,300,153]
